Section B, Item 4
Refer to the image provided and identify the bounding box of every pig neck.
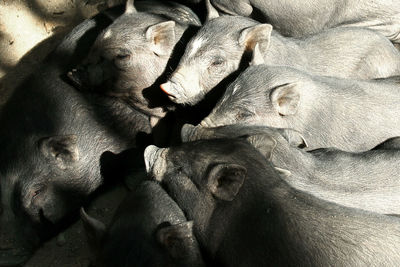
[271,143,355,198]
[284,78,400,152]
[271,139,315,179]
[264,32,308,71]
[210,168,400,266]
[272,144,344,196]
[280,147,400,215]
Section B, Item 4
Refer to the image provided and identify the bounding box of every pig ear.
[250,43,265,65]
[207,163,247,201]
[245,134,277,160]
[372,136,400,150]
[146,21,176,57]
[274,167,292,177]
[239,24,273,52]
[281,129,308,149]
[156,221,195,258]
[270,83,300,116]
[205,0,220,21]
[125,0,137,14]
[38,135,79,169]
[80,208,106,253]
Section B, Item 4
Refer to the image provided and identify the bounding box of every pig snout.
[144,145,169,181]
[160,72,202,105]
[200,111,239,129]
[181,124,198,142]
[200,117,217,128]
[160,81,179,100]
[160,78,192,104]
[181,124,217,142]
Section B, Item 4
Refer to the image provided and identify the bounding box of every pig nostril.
[200,117,214,128]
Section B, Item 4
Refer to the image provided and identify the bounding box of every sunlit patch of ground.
[0,0,123,106]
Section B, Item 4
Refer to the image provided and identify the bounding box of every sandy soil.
[0,0,123,106]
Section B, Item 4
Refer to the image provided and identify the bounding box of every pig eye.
[32,189,42,200]
[114,54,132,69]
[30,185,46,203]
[235,110,254,120]
[30,189,43,206]
[116,54,131,61]
[210,57,225,67]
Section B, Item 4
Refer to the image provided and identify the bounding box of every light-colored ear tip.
[125,0,136,14]
[80,207,106,230]
[282,129,308,148]
[165,20,176,27]
[298,135,308,149]
[186,220,194,228]
[205,0,220,21]
[265,24,273,31]
[144,145,160,173]
[80,207,87,219]
[274,167,292,177]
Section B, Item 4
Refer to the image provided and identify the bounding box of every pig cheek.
[87,65,105,87]
[111,71,136,93]
[145,55,168,84]
[234,109,258,124]
[257,111,286,128]
[203,67,226,91]
[131,66,158,90]
[163,174,200,218]
[120,55,164,92]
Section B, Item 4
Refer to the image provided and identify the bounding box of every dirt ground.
[0,0,123,105]
[25,184,128,267]
[0,1,128,266]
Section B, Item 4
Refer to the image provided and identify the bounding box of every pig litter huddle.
[2,0,400,266]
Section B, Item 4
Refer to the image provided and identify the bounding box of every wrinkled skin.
[81,181,205,267]
[211,0,400,42]
[145,138,400,266]
[161,15,400,105]
[182,124,400,215]
[71,0,201,118]
[200,64,400,152]
[0,11,151,266]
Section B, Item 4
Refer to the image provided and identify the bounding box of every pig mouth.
[199,117,219,128]
[67,68,88,91]
[67,68,111,93]
[67,69,168,118]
